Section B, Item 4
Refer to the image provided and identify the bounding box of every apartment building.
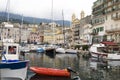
[71,13,80,45]
[28,24,44,44]
[92,0,120,43]
[0,22,20,43]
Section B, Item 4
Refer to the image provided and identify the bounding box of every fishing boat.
[30,67,70,77]
[0,42,29,80]
[89,41,120,63]
[89,43,107,58]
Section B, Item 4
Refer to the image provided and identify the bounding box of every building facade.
[71,11,92,46]
[92,0,120,43]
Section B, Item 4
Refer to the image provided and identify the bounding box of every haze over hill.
[0,12,71,27]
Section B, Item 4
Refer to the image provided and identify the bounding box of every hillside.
[0,12,71,27]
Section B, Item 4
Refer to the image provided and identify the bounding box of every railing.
[106,27,120,33]
[112,15,120,20]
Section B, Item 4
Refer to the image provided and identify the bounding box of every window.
[96,28,99,32]
[106,16,107,20]
[8,46,16,54]
[100,27,104,31]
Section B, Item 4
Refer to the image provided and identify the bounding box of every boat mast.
[6,0,10,22]
[20,14,24,44]
[51,0,55,44]
[62,10,65,47]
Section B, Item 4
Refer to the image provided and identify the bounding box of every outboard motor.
[67,67,81,80]
[72,76,81,80]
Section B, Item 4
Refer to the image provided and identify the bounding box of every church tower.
[72,13,76,22]
[80,10,85,19]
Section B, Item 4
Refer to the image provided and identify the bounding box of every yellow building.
[55,27,64,44]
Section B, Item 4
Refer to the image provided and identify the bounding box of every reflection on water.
[25,52,120,80]
[25,52,79,80]
[30,74,71,80]
[25,53,79,70]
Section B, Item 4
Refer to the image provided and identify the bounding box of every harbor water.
[25,51,120,80]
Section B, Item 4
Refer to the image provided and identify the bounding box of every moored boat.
[89,43,107,58]
[89,41,120,64]
[30,67,70,77]
[55,47,66,54]
[36,47,45,53]
[0,42,29,80]
[65,49,78,54]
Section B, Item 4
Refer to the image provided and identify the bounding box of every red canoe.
[30,67,70,77]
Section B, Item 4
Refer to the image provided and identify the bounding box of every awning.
[101,41,117,46]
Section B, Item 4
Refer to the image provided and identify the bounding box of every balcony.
[112,15,120,20]
[106,28,120,33]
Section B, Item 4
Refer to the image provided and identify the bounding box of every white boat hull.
[90,52,107,58]
[1,67,27,80]
[55,48,65,54]
[107,54,120,61]
[65,49,77,54]
[0,60,29,80]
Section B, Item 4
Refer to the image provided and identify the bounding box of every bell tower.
[80,10,85,19]
[72,13,76,22]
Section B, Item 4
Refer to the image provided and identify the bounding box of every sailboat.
[55,10,66,54]
[55,10,78,54]
[44,0,56,55]
[0,0,29,80]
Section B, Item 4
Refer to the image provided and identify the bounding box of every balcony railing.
[106,27,120,33]
[112,15,120,20]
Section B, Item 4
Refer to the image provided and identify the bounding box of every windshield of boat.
[8,46,17,54]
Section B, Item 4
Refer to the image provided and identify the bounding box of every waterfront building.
[71,13,80,45]
[79,15,92,45]
[55,27,63,44]
[20,24,30,43]
[0,22,20,43]
[43,22,54,43]
[64,27,72,47]
[92,0,120,43]
[43,22,63,44]
[28,24,44,44]
[71,11,92,46]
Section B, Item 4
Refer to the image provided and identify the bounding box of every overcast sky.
[0,0,96,21]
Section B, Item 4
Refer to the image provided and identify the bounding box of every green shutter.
[100,27,104,31]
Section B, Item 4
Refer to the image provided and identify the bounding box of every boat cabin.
[2,43,19,61]
[89,43,106,53]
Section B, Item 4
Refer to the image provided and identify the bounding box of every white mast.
[20,14,24,43]
[51,0,55,43]
[6,0,10,22]
[62,10,65,45]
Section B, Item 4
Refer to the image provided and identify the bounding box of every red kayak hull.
[30,67,70,77]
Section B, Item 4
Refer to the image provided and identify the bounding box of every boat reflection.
[30,74,71,80]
